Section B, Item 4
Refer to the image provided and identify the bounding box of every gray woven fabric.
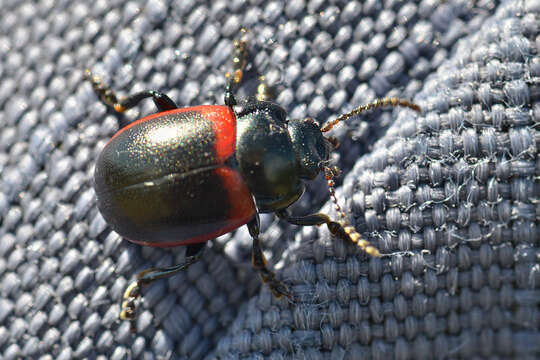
[0,0,538,359]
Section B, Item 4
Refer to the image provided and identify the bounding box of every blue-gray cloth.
[0,0,538,359]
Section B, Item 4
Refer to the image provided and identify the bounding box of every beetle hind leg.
[85,69,178,113]
[120,243,205,332]
[248,217,292,300]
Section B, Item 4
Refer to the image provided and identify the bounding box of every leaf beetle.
[87,33,420,331]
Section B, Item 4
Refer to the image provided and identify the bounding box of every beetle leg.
[85,69,178,113]
[248,216,292,300]
[255,76,275,102]
[111,90,178,112]
[276,210,381,257]
[224,31,249,107]
[120,243,205,332]
[135,243,205,285]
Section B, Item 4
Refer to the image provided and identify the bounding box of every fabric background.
[0,0,538,359]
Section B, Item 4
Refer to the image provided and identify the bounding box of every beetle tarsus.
[251,235,292,300]
[119,281,141,333]
[225,30,249,107]
[85,69,121,109]
[118,244,205,332]
[248,216,292,300]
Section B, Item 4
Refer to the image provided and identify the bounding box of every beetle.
[87,34,420,331]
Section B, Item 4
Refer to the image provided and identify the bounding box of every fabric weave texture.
[0,0,538,359]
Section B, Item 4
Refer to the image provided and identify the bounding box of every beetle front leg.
[247,216,292,300]
[224,30,249,107]
[277,210,381,257]
[85,69,178,113]
[120,243,205,332]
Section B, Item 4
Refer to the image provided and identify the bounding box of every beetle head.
[287,117,334,180]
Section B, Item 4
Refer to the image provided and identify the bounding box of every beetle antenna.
[323,166,345,221]
[323,166,380,257]
[321,97,421,133]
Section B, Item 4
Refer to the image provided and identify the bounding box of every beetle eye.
[267,104,287,124]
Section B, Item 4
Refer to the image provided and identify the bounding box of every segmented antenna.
[323,166,381,257]
[321,97,421,133]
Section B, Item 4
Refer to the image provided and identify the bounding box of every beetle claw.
[269,280,293,301]
[120,281,142,332]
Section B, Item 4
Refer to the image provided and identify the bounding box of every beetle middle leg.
[120,242,205,332]
[85,69,178,113]
[277,210,381,257]
[248,215,292,300]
